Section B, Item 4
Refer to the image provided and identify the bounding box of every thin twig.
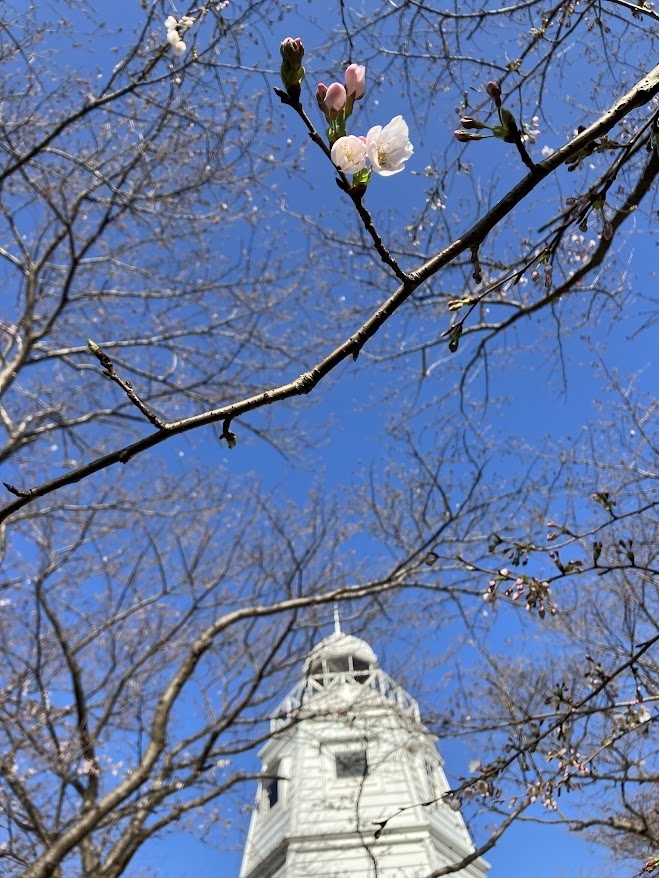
[87,340,165,429]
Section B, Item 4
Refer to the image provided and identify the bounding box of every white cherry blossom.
[165,16,188,56]
[330,135,367,174]
[366,116,413,176]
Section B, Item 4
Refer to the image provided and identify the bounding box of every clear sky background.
[118,2,655,875]
[18,0,658,876]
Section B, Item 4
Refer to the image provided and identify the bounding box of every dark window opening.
[336,750,368,779]
[264,776,279,808]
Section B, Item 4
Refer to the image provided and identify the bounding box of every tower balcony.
[271,663,421,731]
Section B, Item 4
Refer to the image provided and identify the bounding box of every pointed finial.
[333,602,341,635]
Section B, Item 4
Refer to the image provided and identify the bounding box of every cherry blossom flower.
[331,135,367,174]
[366,116,413,175]
[165,16,187,56]
[523,115,540,144]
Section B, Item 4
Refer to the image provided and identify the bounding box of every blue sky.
[7,0,657,876]
[139,3,653,874]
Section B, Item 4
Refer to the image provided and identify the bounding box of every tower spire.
[333,602,341,635]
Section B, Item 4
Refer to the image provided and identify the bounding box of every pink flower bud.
[316,83,328,109]
[344,64,366,100]
[454,129,481,142]
[460,116,487,130]
[486,80,502,108]
[324,82,346,114]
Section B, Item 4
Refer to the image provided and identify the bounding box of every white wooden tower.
[240,619,489,878]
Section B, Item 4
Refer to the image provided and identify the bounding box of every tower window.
[335,750,368,779]
[352,657,370,682]
[264,776,278,808]
[263,761,280,809]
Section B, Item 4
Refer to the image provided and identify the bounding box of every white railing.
[271,667,421,731]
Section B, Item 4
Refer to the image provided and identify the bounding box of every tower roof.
[303,631,377,676]
[271,628,421,730]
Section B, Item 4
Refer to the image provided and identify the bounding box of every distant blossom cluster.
[165,14,195,56]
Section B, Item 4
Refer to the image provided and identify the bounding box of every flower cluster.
[331,117,413,178]
[165,14,194,57]
[316,63,366,145]
[278,43,413,188]
[318,64,412,181]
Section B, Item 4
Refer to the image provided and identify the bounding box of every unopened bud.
[454,129,482,142]
[460,116,487,130]
[344,63,366,119]
[344,64,366,100]
[499,107,517,142]
[280,37,305,99]
[280,37,304,66]
[324,82,346,117]
[485,80,502,105]
[544,263,553,287]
